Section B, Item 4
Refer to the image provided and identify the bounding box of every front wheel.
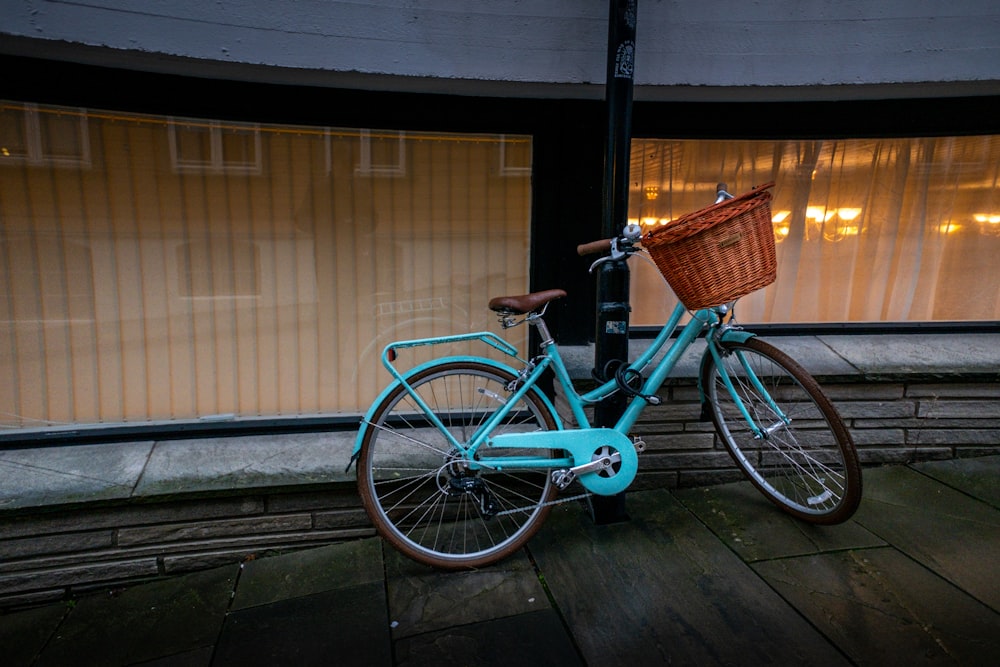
[357,361,560,569]
[701,337,861,524]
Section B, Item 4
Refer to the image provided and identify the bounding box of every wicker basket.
[643,182,777,310]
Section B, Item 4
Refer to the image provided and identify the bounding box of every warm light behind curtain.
[629,138,1000,325]
[0,102,531,430]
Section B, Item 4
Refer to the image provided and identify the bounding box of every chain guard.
[488,428,638,496]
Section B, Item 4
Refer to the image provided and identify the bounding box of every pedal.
[551,469,576,490]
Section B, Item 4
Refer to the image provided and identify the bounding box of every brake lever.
[588,224,642,273]
[588,255,614,273]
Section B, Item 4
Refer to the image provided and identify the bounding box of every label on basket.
[718,232,743,249]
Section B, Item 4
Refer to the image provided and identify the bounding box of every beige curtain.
[0,102,531,429]
[629,137,1000,326]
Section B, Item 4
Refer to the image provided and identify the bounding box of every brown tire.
[701,337,862,523]
[357,361,559,569]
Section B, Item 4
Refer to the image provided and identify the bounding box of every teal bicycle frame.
[352,300,784,496]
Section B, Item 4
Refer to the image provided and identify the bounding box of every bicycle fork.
[701,332,791,439]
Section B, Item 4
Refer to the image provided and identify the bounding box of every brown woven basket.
[643,182,777,310]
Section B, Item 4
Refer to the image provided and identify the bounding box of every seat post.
[528,313,555,348]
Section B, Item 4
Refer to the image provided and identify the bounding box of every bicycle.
[348,182,862,569]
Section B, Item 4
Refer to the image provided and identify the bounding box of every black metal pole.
[591,0,637,525]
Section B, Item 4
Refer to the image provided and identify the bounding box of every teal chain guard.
[488,428,639,496]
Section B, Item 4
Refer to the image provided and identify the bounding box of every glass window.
[0,102,91,167]
[357,129,406,176]
[0,101,531,431]
[168,120,261,174]
[629,138,1000,325]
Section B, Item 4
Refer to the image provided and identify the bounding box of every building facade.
[1,1,998,433]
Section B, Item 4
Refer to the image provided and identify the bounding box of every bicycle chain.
[493,490,593,517]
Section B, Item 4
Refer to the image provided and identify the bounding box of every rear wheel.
[701,337,861,523]
[357,361,559,569]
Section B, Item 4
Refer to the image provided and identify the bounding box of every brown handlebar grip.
[577,238,613,256]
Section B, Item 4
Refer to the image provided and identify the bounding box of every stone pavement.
[2,455,997,666]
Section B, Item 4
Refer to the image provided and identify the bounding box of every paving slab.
[911,455,1000,509]
[817,334,1000,377]
[0,441,153,510]
[214,583,391,667]
[394,609,583,667]
[0,601,69,667]
[384,546,549,640]
[133,432,355,497]
[528,488,848,666]
[854,465,1000,611]
[218,538,390,665]
[756,335,862,376]
[753,546,1000,665]
[33,564,237,666]
[134,646,215,666]
[2,457,998,666]
[233,538,383,611]
[673,480,885,562]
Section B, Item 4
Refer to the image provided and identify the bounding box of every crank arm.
[551,452,621,489]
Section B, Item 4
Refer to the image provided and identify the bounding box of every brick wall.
[0,486,372,610]
[631,378,1000,489]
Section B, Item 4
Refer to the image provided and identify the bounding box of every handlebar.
[577,238,613,256]
[577,223,642,270]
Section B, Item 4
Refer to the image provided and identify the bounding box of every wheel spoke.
[357,362,559,568]
[705,338,861,523]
